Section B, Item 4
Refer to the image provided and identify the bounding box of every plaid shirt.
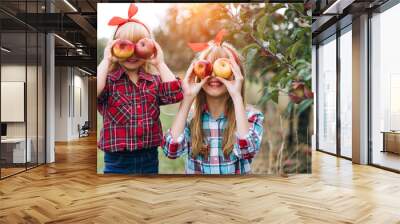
[98,67,183,152]
[162,106,264,174]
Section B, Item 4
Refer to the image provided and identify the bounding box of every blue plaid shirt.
[162,106,264,174]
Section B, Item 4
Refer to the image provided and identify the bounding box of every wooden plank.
[0,135,399,223]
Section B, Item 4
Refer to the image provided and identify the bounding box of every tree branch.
[248,33,295,71]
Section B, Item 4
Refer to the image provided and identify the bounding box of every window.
[339,28,352,158]
[370,3,400,171]
[317,36,337,154]
[0,0,47,179]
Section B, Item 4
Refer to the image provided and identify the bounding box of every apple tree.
[223,3,313,173]
[153,3,313,174]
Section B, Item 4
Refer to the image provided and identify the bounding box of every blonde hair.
[110,22,157,74]
[190,42,246,158]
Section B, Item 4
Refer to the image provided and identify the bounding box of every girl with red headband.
[162,30,264,174]
[97,4,183,174]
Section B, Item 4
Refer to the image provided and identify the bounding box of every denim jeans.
[103,147,159,174]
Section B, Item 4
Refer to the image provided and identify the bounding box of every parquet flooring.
[1,167,26,178]
[0,135,399,223]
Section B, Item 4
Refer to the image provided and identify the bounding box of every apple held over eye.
[213,58,232,79]
[112,40,135,59]
[194,60,212,79]
[135,38,156,59]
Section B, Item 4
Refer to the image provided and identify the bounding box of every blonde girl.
[97,4,183,174]
[162,31,264,174]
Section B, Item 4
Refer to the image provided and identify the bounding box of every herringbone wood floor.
[0,135,399,224]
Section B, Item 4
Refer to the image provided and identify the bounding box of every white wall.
[1,65,26,135]
[1,65,37,138]
[55,66,69,141]
[54,67,89,141]
[1,64,46,164]
[72,73,89,138]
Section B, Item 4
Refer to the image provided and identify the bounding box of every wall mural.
[97,3,312,175]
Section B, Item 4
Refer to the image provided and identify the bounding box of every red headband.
[188,29,227,52]
[108,3,151,35]
[188,29,240,64]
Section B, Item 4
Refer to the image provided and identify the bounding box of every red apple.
[289,81,305,104]
[289,93,303,104]
[194,60,212,79]
[271,13,285,24]
[112,40,135,59]
[213,58,232,79]
[304,86,314,99]
[293,88,305,99]
[135,38,155,59]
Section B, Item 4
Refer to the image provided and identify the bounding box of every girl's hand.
[97,39,120,97]
[215,53,244,100]
[147,40,165,67]
[104,39,120,66]
[182,62,210,102]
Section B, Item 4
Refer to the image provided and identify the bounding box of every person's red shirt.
[97,67,183,152]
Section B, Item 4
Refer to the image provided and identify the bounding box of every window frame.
[315,23,353,161]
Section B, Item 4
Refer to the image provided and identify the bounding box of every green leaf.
[260,63,278,76]
[270,3,285,12]
[284,8,296,19]
[284,102,294,118]
[292,3,304,13]
[241,43,260,55]
[298,67,311,79]
[296,99,313,115]
[289,39,302,60]
[245,48,258,74]
[270,72,284,86]
[257,88,279,105]
[278,67,288,76]
[279,76,292,89]
[257,15,269,37]
[291,28,304,40]
[271,90,279,104]
[257,92,270,105]
[257,87,270,104]
[303,72,312,81]
[293,59,309,68]
[269,39,277,54]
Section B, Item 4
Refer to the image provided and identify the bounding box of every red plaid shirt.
[97,67,183,152]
